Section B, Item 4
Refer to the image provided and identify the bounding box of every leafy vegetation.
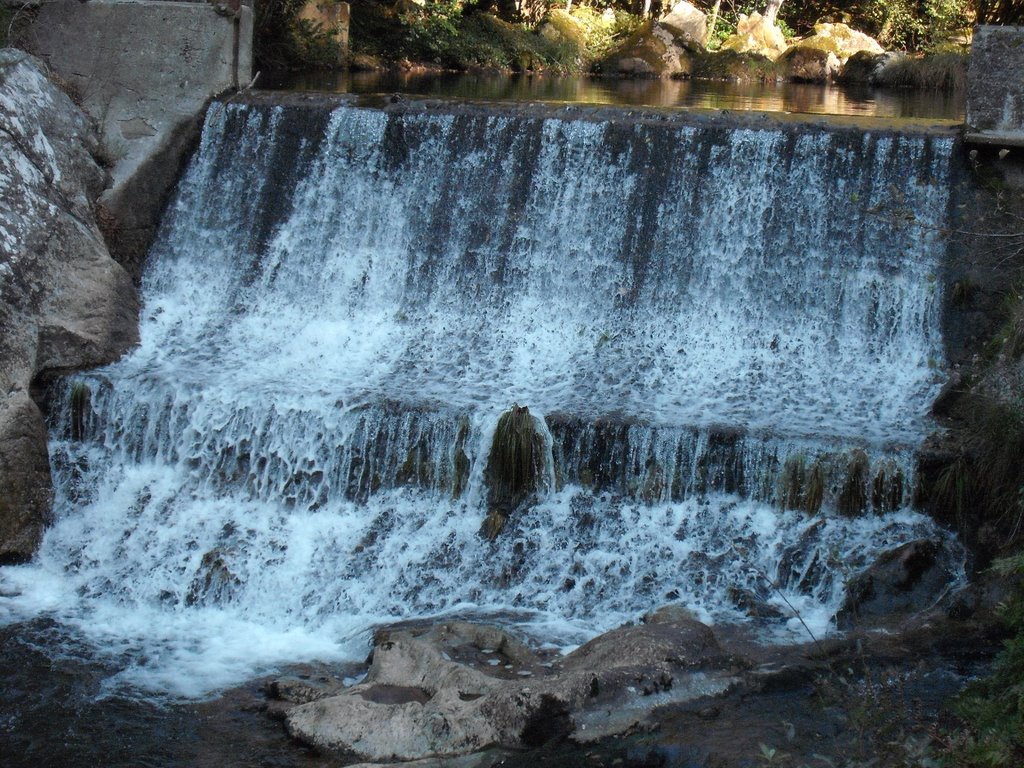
[947,555,1024,767]
[260,0,993,72]
[254,0,344,71]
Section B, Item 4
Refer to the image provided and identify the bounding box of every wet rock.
[727,587,786,620]
[0,394,52,564]
[0,50,139,562]
[779,46,841,83]
[837,50,903,85]
[267,675,344,705]
[186,549,240,605]
[836,539,957,628]
[484,405,547,524]
[285,614,742,762]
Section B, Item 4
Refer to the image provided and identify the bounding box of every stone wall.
[23,0,254,279]
[966,25,1024,147]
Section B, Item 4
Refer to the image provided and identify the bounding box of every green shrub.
[255,0,343,71]
[927,399,1024,558]
[564,7,642,59]
[951,555,1024,767]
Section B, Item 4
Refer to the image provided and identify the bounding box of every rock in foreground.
[285,610,741,762]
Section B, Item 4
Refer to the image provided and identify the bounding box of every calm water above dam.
[261,70,966,121]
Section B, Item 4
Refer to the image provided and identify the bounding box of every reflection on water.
[260,70,964,121]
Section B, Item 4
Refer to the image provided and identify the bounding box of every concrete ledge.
[963,131,1024,148]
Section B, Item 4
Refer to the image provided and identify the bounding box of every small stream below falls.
[0,95,971,764]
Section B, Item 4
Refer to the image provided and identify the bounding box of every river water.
[260,70,965,121]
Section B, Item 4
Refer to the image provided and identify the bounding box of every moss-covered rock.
[790,22,883,59]
[778,46,841,83]
[836,50,899,84]
[719,12,786,61]
[779,22,883,83]
[691,48,781,82]
[597,20,695,78]
[484,405,547,522]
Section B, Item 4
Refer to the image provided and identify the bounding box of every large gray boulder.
[284,611,739,762]
[0,49,138,562]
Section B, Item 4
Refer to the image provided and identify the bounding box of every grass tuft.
[873,51,968,91]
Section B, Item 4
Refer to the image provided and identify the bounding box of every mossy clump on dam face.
[482,405,546,538]
[837,448,870,517]
[779,454,826,516]
[69,382,90,442]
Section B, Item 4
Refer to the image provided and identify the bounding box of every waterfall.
[0,100,962,697]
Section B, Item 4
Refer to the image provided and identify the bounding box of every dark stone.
[519,694,572,746]
[836,50,892,84]
[835,539,956,628]
[726,586,786,620]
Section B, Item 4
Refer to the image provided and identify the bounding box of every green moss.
[452,415,471,499]
[691,48,781,82]
[780,454,806,512]
[484,405,546,523]
[779,455,826,515]
[480,509,507,541]
[69,382,90,442]
[871,462,905,514]
[804,460,825,515]
[837,449,869,517]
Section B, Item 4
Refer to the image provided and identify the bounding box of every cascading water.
[0,99,963,697]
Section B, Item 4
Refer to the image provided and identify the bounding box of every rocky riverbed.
[1,575,1007,768]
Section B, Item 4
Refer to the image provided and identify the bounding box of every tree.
[763,0,783,25]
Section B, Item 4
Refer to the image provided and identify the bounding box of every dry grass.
[874,51,968,91]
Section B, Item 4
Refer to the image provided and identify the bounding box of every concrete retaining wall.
[23,0,254,278]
